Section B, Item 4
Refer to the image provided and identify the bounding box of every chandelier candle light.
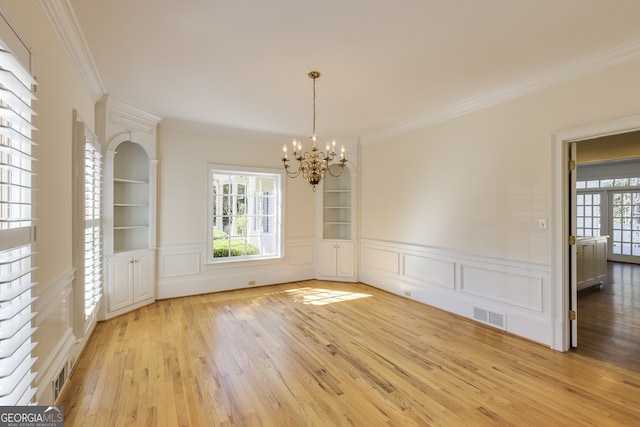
[282,71,347,191]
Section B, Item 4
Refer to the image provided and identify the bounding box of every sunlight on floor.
[285,287,372,305]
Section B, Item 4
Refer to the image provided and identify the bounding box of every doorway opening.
[571,136,640,371]
[551,115,640,352]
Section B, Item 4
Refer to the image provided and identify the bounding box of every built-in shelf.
[322,169,352,240]
[112,141,151,252]
[317,162,356,281]
[114,178,148,184]
[98,95,159,318]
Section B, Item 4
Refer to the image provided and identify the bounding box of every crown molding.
[39,0,106,101]
[362,37,640,145]
[160,117,291,144]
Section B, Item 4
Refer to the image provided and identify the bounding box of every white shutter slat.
[0,307,36,339]
[0,337,36,375]
[0,371,36,405]
[0,324,36,358]
[0,124,35,146]
[0,277,35,301]
[0,86,35,116]
[0,357,36,399]
[0,50,36,88]
[0,229,31,252]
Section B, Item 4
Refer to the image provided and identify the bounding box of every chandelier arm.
[283,161,303,178]
[326,162,347,177]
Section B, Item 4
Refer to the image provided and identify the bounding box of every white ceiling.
[69,0,640,142]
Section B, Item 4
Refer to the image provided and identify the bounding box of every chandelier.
[282,71,347,191]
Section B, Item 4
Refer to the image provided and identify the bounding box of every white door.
[609,190,640,263]
[569,142,578,347]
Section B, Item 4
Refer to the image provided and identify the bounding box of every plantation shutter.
[0,42,38,405]
[84,136,102,318]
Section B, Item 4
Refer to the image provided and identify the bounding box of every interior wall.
[359,57,640,347]
[156,125,317,298]
[0,1,97,404]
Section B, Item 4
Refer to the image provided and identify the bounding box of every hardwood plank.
[59,280,640,426]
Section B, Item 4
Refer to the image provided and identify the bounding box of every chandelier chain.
[312,76,316,137]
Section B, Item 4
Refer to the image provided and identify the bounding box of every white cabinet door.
[109,254,134,311]
[336,241,355,278]
[133,251,155,302]
[107,250,155,316]
[318,241,338,277]
[317,240,355,280]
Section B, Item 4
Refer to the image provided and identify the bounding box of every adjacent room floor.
[576,261,640,372]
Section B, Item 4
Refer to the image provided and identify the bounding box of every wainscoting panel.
[161,250,201,278]
[359,239,552,347]
[460,264,543,312]
[288,242,314,265]
[403,253,456,289]
[362,246,400,274]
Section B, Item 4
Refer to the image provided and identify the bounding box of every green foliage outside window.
[212,227,259,257]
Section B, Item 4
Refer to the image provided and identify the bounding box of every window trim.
[206,164,284,265]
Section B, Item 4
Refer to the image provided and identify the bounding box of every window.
[208,165,282,263]
[611,191,640,256]
[576,176,640,189]
[576,175,640,261]
[0,41,38,404]
[576,192,601,237]
[83,139,102,317]
[73,111,102,335]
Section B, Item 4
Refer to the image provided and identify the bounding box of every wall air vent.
[52,361,70,402]
[473,306,506,331]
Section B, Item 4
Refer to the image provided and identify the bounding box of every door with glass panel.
[609,190,640,263]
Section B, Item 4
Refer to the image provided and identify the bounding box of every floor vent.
[473,307,506,330]
[52,361,69,402]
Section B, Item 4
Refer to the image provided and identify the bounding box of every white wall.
[359,58,640,347]
[0,1,98,404]
[156,124,317,298]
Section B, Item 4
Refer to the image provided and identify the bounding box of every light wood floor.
[577,261,640,372]
[59,280,640,426]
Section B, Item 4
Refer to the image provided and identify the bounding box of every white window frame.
[206,164,284,265]
[0,31,38,405]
